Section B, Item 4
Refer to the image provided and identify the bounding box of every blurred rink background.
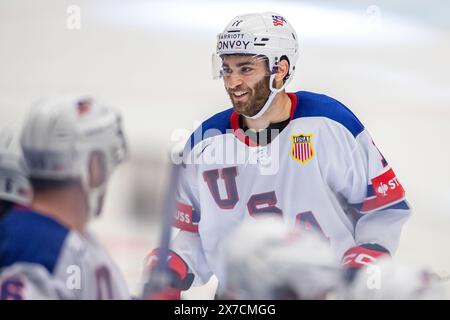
[1,0,449,298]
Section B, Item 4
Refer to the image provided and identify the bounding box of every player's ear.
[274,59,289,89]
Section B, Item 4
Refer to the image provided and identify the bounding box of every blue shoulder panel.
[0,208,69,274]
[292,91,365,137]
[189,108,233,150]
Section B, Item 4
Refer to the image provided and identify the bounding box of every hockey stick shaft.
[142,161,181,297]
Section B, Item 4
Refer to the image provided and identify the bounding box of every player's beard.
[227,76,271,117]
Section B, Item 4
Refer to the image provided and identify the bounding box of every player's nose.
[224,73,243,90]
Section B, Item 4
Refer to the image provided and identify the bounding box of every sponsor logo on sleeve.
[174,201,199,233]
[372,168,405,202]
[361,168,405,212]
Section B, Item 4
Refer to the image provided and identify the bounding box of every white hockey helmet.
[20,95,127,218]
[0,131,32,206]
[343,259,446,300]
[221,216,340,300]
[213,12,299,119]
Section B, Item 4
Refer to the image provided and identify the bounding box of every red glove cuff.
[148,288,181,300]
[342,245,390,268]
[147,249,189,281]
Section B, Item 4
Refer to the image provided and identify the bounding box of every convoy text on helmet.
[213,12,299,119]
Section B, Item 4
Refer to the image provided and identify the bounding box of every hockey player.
[147,12,411,298]
[0,95,129,299]
[219,215,341,300]
[0,135,32,218]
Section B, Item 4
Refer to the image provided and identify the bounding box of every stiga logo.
[361,168,405,213]
[291,134,314,164]
[372,168,403,199]
[376,176,401,197]
[377,183,389,196]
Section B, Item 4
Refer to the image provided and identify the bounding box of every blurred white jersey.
[171,91,411,288]
[0,208,130,300]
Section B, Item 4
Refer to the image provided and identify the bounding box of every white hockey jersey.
[0,208,130,300]
[171,91,410,285]
[170,91,411,289]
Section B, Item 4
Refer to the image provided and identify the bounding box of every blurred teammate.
[342,259,446,300]
[148,12,410,298]
[219,216,341,299]
[0,133,32,218]
[0,95,129,299]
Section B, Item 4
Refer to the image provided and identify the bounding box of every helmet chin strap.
[86,186,105,219]
[80,160,107,221]
[244,74,287,120]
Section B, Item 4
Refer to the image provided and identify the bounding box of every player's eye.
[222,66,232,76]
[240,66,254,75]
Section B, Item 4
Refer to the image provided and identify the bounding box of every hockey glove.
[144,248,194,300]
[341,243,390,282]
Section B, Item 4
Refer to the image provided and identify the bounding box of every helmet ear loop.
[270,60,290,92]
[269,73,285,94]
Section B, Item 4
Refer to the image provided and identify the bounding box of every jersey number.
[1,278,24,300]
[203,167,327,239]
[95,266,113,299]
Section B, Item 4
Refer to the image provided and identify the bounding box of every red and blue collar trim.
[230,92,298,146]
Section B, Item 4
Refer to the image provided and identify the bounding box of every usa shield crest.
[291,134,314,164]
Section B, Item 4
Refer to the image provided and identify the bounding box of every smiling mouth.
[231,91,248,100]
